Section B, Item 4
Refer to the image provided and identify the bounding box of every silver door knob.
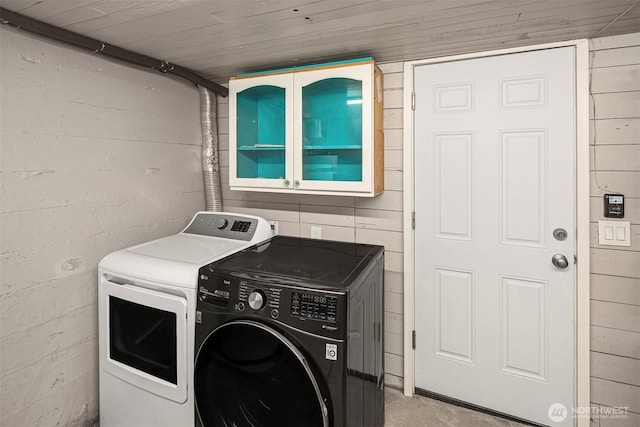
[551,254,569,269]
[283,179,290,187]
[293,180,300,187]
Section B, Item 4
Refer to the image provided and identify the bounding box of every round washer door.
[195,320,329,427]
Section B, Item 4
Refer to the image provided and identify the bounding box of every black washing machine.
[194,236,384,427]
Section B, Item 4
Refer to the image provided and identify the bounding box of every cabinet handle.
[283,179,290,187]
[293,180,300,187]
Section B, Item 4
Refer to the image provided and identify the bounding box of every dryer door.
[195,320,329,427]
[100,279,188,403]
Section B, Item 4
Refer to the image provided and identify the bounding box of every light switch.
[598,221,631,247]
[604,226,614,241]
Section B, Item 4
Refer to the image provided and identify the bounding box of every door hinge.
[411,92,416,110]
[412,212,415,229]
[574,255,577,264]
[412,330,416,349]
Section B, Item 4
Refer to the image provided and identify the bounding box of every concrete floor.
[385,388,529,427]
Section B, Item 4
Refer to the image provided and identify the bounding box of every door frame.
[402,39,590,425]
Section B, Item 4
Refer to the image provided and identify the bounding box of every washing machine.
[194,235,385,427]
[98,212,272,427]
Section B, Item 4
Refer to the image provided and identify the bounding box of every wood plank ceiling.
[1,0,639,83]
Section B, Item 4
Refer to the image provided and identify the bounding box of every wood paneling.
[355,209,403,232]
[591,352,640,387]
[591,274,640,305]
[591,46,640,68]
[588,34,639,416]
[591,65,640,93]
[591,243,640,278]
[385,332,403,356]
[591,145,640,171]
[590,118,640,145]
[591,377,640,413]
[592,33,640,50]
[590,171,640,198]
[591,92,640,119]
[591,300,640,332]
[591,326,640,359]
[10,0,636,83]
[598,409,640,427]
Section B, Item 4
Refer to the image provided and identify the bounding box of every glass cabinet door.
[301,78,363,182]
[236,85,285,179]
[294,64,373,193]
[230,74,294,189]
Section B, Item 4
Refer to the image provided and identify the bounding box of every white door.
[413,47,575,426]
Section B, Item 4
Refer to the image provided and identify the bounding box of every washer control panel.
[291,292,337,324]
[197,270,345,338]
[239,282,281,315]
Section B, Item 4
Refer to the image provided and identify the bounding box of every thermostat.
[604,194,624,218]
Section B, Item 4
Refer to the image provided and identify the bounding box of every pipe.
[199,85,223,212]
[0,6,228,97]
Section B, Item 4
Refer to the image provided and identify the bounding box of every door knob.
[283,179,290,187]
[551,254,569,269]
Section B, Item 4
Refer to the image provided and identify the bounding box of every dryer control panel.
[182,212,270,241]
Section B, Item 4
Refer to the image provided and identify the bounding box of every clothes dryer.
[98,212,271,427]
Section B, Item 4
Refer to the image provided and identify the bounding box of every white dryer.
[98,212,272,427]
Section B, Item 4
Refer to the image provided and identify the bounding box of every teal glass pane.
[301,78,362,182]
[236,85,286,179]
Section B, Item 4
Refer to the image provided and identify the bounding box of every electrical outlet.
[310,225,322,239]
[269,221,279,236]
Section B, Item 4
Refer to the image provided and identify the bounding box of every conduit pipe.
[199,86,223,212]
[0,7,228,97]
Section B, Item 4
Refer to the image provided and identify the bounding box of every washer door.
[195,320,329,427]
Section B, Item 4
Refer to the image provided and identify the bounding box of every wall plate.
[597,221,631,247]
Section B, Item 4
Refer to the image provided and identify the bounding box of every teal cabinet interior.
[236,85,286,179]
[229,58,383,197]
[302,77,363,182]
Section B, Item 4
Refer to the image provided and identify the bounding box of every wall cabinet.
[229,58,384,197]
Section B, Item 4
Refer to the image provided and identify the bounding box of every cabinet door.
[293,64,373,193]
[230,74,294,191]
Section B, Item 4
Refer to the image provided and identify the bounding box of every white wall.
[0,28,205,426]
[588,33,640,427]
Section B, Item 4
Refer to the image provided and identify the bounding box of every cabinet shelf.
[302,145,362,150]
[238,145,285,151]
